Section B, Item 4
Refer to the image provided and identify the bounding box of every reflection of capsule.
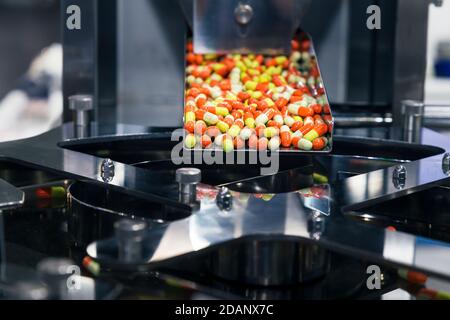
[398,269,427,285]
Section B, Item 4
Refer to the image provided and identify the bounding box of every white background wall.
[426,2,450,103]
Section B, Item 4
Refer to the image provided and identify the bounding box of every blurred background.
[0,0,449,142]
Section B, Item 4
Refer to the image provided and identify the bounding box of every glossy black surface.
[0,123,450,299]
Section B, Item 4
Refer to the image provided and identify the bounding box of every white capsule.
[239,127,253,140]
[268,136,281,151]
[298,138,313,151]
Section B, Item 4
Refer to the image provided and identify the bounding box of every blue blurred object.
[435,41,450,78]
[435,60,450,78]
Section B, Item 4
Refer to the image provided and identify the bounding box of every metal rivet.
[234,3,254,25]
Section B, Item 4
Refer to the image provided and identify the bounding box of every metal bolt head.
[176,168,202,185]
[101,158,115,182]
[392,165,407,189]
[216,187,233,211]
[234,3,254,25]
[114,219,147,241]
[401,100,425,116]
[443,152,450,176]
[68,95,93,111]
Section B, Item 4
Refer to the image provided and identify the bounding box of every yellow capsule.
[264,98,275,108]
[268,83,276,90]
[223,138,234,153]
[204,53,217,60]
[248,69,260,76]
[217,121,230,133]
[273,66,282,75]
[245,118,256,129]
[275,56,288,65]
[212,63,226,72]
[216,107,229,116]
[244,57,253,68]
[236,61,247,72]
[245,81,258,91]
[264,127,279,138]
[251,91,263,99]
[228,125,241,138]
[185,111,195,123]
[293,116,303,122]
[259,74,271,83]
[185,134,196,149]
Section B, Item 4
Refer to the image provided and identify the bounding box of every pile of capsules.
[184,35,333,152]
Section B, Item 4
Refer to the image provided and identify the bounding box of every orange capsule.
[258,137,268,151]
[291,135,301,148]
[230,100,244,111]
[231,111,242,119]
[312,137,326,150]
[235,118,245,129]
[312,104,323,114]
[272,75,284,87]
[244,112,254,120]
[186,52,196,64]
[194,120,207,135]
[323,104,331,114]
[255,125,266,137]
[184,121,195,134]
[234,137,245,149]
[248,134,258,149]
[300,123,314,136]
[195,109,206,120]
[267,120,281,128]
[275,97,289,110]
[205,126,220,138]
[292,89,304,97]
[224,116,234,127]
[280,126,292,148]
[195,55,203,65]
[314,115,324,125]
[290,96,303,103]
[291,121,303,132]
[237,92,251,101]
[201,135,212,148]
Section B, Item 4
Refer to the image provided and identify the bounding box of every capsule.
[228,124,241,138]
[201,135,212,148]
[248,134,259,149]
[203,112,219,125]
[268,136,281,151]
[255,108,275,126]
[239,127,253,140]
[185,134,196,149]
[222,136,234,152]
[217,120,230,133]
[303,123,328,141]
[297,138,313,151]
[264,127,279,138]
[280,125,292,147]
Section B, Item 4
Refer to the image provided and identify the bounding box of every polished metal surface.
[0,178,24,209]
[193,0,309,54]
[208,240,330,286]
[1,123,450,281]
